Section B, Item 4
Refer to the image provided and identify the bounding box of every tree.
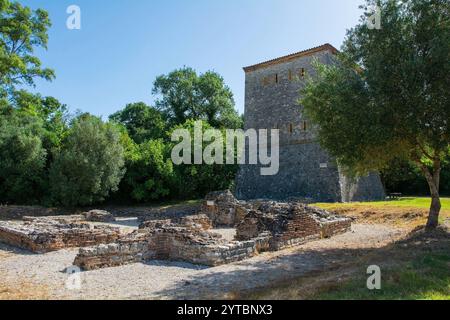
[0,0,54,97]
[152,67,242,129]
[49,115,125,207]
[301,0,450,229]
[109,102,165,144]
[169,119,239,199]
[119,139,174,202]
[12,90,69,152]
[0,102,47,204]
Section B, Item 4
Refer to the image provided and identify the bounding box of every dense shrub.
[119,139,174,202]
[169,119,239,199]
[49,115,125,206]
[0,105,47,204]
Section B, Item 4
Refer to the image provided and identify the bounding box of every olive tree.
[301,0,450,229]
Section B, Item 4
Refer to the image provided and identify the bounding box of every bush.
[169,119,238,199]
[49,115,125,206]
[0,106,47,204]
[119,139,174,202]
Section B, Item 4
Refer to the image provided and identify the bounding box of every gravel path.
[0,224,405,300]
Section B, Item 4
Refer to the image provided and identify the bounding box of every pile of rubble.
[0,215,121,253]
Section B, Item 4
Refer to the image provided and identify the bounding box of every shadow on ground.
[150,227,449,300]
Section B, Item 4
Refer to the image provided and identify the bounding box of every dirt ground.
[0,203,448,300]
[0,223,406,300]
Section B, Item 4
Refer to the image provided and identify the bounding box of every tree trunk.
[427,191,441,230]
[418,160,442,230]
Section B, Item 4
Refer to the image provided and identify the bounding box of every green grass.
[315,197,450,210]
[313,253,450,300]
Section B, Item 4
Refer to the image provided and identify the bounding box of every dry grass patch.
[0,281,49,300]
[314,197,450,229]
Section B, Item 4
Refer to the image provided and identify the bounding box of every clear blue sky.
[19,0,364,118]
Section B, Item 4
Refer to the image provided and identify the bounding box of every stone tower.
[235,44,385,202]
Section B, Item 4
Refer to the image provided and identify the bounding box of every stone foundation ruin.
[0,191,352,269]
[72,191,352,270]
[0,215,121,253]
[236,201,352,250]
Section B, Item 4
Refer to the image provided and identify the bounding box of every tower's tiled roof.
[243,43,339,73]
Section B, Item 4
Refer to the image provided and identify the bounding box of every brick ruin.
[0,191,352,269]
[0,211,120,253]
[235,201,352,250]
[74,222,259,270]
[72,191,352,270]
[200,190,249,227]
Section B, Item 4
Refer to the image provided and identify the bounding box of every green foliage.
[382,156,450,196]
[119,139,174,202]
[314,253,450,300]
[49,115,125,207]
[301,0,450,175]
[153,67,242,129]
[12,90,69,152]
[169,119,239,199]
[0,0,55,96]
[0,103,47,204]
[109,102,166,144]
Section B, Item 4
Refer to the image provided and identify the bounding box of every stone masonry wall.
[236,202,352,250]
[73,231,149,270]
[0,217,122,253]
[200,190,249,227]
[235,46,385,202]
[74,222,260,270]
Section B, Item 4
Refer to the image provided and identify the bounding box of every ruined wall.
[145,226,257,267]
[236,202,352,250]
[0,218,121,253]
[74,223,259,270]
[200,190,249,227]
[73,231,149,270]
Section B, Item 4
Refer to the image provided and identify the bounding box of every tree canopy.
[152,67,243,129]
[301,0,450,229]
[0,0,54,97]
[109,102,166,144]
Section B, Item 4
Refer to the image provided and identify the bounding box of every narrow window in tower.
[299,68,305,78]
[289,123,293,134]
[275,73,278,83]
[303,120,308,131]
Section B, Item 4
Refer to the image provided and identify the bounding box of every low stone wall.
[72,195,352,271]
[82,210,116,222]
[73,231,149,270]
[0,206,75,220]
[132,204,201,222]
[145,226,257,267]
[0,219,122,253]
[138,214,212,231]
[74,222,261,270]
